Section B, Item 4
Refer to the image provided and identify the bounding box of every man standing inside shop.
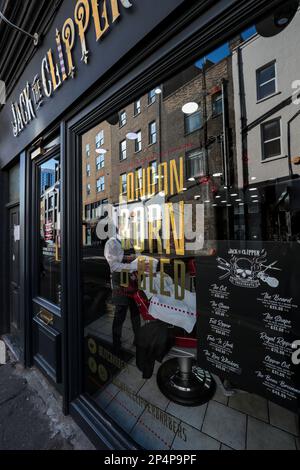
[104,222,141,353]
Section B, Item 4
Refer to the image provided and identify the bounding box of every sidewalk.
[0,354,95,450]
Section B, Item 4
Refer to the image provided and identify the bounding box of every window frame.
[119,139,127,161]
[95,130,104,149]
[134,99,141,116]
[96,176,105,193]
[135,131,142,153]
[119,110,127,127]
[184,109,202,135]
[260,117,282,161]
[256,60,277,102]
[149,121,157,145]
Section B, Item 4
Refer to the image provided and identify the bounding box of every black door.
[8,205,23,358]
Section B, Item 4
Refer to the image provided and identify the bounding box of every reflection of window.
[95,130,104,148]
[135,131,142,152]
[96,176,105,192]
[120,173,127,194]
[134,99,141,115]
[185,110,202,134]
[212,92,223,116]
[86,143,90,158]
[257,62,276,101]
[149,121,157,145]
[120,140,127,160]
[38,155,61,306]
[87,183,91,195]
[261,118,281,160]
[85,204,91,220]
[136,167,143,189]
[186,149,207,178]
[96,154,105,170]
[148,89,156,105]
[149,160,157,186]
[119,110,127,127]
[86,163,91,177]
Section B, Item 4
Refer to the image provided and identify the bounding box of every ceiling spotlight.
[182,102,199,114]
[183,188,187,191]
[212,204,217,207]
[251,195,258,198]
[251,177,257,181]
[239,203,244,206]
[226,204,232,207]
[155,88,162,95]
[188,177,195,182]
[249,188,258,191]
[221,200,227,203]
[126,132,139,140]
[194,195,201,200]
[236,199,242,202]
[96,148,107,154]
[213,172,223,177]
[205,200,210,203]
[230,193,238,197]
[215,195,221,199]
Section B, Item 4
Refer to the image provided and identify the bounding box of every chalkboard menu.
[196,242,300,412]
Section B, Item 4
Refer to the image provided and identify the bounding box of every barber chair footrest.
[157,358,216,407]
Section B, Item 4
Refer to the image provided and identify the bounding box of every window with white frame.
[186,148,207,178]
[134,99,141,116]
[95,130,104,148]
[135,131,142,152]
[149,160,157,187]
[87,183,91,196]
[148,89,156,105]
[136,167,143,189]
[261,118,281,160]
[119,110,127,127]
[96,154,105,170]
[256,61,276,101]
[86,163,91,177]
[120,140,127,160]
[86,143,90,158]
[120,173,127,194]
[96,176,105,192]
[149,121,157,145]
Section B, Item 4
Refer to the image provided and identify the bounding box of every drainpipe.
[237,45,249,240]
[221,79,230,188]
[287,110,300,178]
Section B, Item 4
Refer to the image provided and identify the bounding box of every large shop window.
[39,156,61,306]
[81,11,300,450]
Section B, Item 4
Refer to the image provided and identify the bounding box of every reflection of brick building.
[110,92,161,204]
[160,56,237,242]
[82,51,238,244]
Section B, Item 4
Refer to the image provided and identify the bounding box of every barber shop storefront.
[0,0,299,450]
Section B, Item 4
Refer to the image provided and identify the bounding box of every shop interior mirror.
[256,0,299,37]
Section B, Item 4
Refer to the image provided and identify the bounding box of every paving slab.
[247,417,297,450]
[202,401,247,450]
[268,401,299,436]
[228,392,268,422]
[166,401,207,431]
[172,423,220,450]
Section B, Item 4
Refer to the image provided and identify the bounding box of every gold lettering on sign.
[41,56,53,97]
[110,0,121,22]
[75,0,91,64]
[47,49,62,91]
[62,18,76,78]
[91,0,110,41]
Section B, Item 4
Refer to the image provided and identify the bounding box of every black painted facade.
[0,0,287,450]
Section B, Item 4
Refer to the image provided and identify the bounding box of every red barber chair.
[133,259,215,406]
